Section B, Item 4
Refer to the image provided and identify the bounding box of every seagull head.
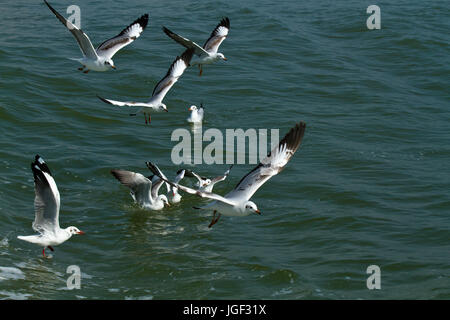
[203,178,212,187]
[159,104,168,112]
[188,105,197,112]
[159,195,170,207]
[217,53,227,61]
[104,59,116,69]
[244,201,261,216]
[66,226,85,236]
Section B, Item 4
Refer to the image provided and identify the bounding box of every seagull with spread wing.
[177,165,233,193]
[144,163,186,204]
[111,165,171,210]
[163,17,230,76]
[44,0,148,73]
[152,122,306,228]
[17,155,85,258]
[98,48,194,124]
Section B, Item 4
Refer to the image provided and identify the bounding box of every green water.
[0,0,449,299]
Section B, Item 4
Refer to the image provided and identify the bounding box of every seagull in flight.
[17,155,85,258]
[98,48,194,124]
[163,17,230,76]
[187,104,204,124]
[44,0,148,73]
[111,165,171,210]
[154,122,306,227]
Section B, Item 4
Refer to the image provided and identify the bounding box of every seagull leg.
[83,69,90,74]
[78,65,85,71]
[42,248,46,258]
[198,65,203,77]
[48,246,54,252]
[145,114,148,125]
[149,114,151,124]
[208,211,221,228]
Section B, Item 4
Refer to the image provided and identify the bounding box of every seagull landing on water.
[163,17,230,76]
[177,165,233,193]
[98,48,194,125]
[44,0,148,73]
[187,104,204,124]
[17,155,85,258]
[111,165,171,210]
[155,122,306,228]
[144,163,185,204]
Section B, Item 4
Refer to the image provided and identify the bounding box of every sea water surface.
[0,0,449,299]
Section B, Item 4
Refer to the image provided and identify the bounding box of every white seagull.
[98,48,194,124]
[111,167,170,210]
[155,122,306,228]
[18,155,85,258]
[187,104,204,124]
[145,163,185,204]
[178,165,233,193]
[163,17,230,76]
[44,0,148,73]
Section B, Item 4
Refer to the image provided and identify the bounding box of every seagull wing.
[225,122,306,202]
[44,0,98,60]
[173,169,185,184]
[111,170,152,204]
[31,155,60,234]
[96,14,149,60]
[97,95,152,108]
[145,162,171,197]
[162,27,209,57]
[149,48,194,105]
[209,165,233,187]
[152,172,237,207]
[203,17,230,54]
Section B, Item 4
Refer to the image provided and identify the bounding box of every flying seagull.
[44,0,148,73]
[17,155,85,258]
[111,167,170,210]
[187,103,204,124]
[163,17,230,76]
[154,122,306,227]
[98,48,194,124]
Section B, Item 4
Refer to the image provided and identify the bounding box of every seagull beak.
[164,109,168,112]
[223,57,228,61]
[188,107,192,111]
[111,65,116,69]
[77,231,85,235]
[255,209,261,215]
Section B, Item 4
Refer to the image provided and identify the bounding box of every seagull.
[163,17,230,76]
[44,0,148,73]
[187,104,204,124]
[17,155,85,258]
[98,48,194,124]
[144,163,185,204]
[178,165,233,193]
[111,167,170,210]
[155,122,306,228]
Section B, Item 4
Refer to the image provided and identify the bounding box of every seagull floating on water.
[98,48,194,124]
[44,1,148,73]
[187,104,204,124]
[111,166,170,210]
[163,17,230,76]
[155,122,306,227]
[17,155,85,258]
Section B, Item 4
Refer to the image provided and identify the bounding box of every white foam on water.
[0,266,25,281]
